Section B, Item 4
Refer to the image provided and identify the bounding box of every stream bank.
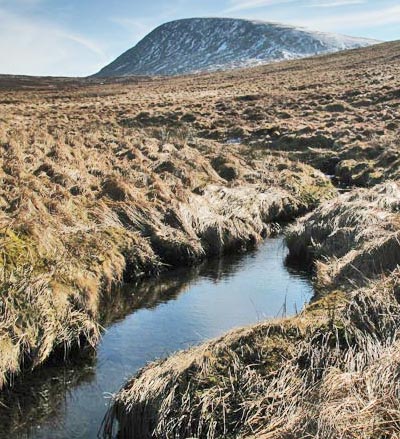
[0,237,312,439]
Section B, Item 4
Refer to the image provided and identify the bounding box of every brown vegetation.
[0,38,399,437]
[97,41,400,438]
[0,56,342,387]
[287,181,400,291]
[0,125,330,388]
[103,173,400,439]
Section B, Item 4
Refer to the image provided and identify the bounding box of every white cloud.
[0,0,43,4]
[293,4,400,30]
[0,7,107,76]
[225,0,297,13]
[111,17,156,44]
[306,0,365,7]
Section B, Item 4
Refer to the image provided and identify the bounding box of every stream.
[0,236,313,438]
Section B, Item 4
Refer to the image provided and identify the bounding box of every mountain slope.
[96,17,379,77]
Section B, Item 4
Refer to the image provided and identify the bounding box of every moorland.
[0,40,399,438]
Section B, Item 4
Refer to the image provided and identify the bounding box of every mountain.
[95,18,379,77]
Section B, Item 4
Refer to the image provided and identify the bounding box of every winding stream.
[0,236,313,438]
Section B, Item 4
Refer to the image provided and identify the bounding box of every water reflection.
[0,237,313,439]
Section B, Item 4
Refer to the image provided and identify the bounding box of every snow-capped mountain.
[95,18,379,77]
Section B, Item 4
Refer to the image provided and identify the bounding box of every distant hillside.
[95,17,379,77]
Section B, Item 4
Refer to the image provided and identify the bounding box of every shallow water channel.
[0,236,313,438]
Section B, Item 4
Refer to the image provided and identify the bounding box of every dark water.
[0,237,313,439]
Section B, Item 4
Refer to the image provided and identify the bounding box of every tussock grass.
[103,181,400,439]
[336,136,400,187]
[0,91,333,387]
[2,39,400,432]
[287,181,400,291]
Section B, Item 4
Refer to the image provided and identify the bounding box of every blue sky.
[0,0,399,76]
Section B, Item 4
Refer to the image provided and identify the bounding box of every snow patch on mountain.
[95,18,379,77]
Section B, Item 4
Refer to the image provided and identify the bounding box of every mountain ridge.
[95,17,379,77]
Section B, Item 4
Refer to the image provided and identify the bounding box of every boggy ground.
[0,38,399,435]
[98,41,400,438]
[0,55,341,388]
[103,177,400,439]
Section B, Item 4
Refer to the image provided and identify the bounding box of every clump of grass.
[335,136,400,187]
[286,181,400,291]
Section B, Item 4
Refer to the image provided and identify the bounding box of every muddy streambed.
[0,236,313,438]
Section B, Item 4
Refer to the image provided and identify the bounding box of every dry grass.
[0,38,399,435]
[287,181,400,291]
[0,126,331,387]
[100,102,400,438]
[0,75,336,387]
